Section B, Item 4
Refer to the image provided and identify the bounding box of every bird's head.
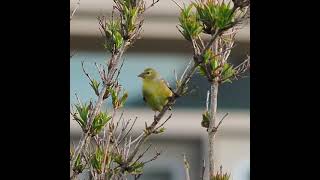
[138,68,160,80]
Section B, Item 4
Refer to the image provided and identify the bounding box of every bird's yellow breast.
[142,79,172,111]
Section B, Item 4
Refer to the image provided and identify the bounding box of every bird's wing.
[159,79,173,110]
[159,78,173,98]
[160,78,173,91]
[161,78,170,87]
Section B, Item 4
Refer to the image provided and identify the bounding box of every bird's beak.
[137,72,144,78]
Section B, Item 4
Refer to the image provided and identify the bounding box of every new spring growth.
[73,103,112,136]
[109,84,129,109]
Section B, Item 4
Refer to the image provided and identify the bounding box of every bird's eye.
[147,71,150,74]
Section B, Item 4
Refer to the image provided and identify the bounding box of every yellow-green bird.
[138,68,173,112]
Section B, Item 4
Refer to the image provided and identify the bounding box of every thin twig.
[95,62,106,83]
[206,90,210,111]
[126,136,132,159]
[154,113,172,132]
[191,38,201,55]
[220,56,250,82]
[212,112,229,133]
[142,149,161,165]
[115,58,126,81]
[133,132,146,149]
[70,0,81,21]
[201,160,206,180]
[101,108,118,175]
[171,0,183,10]
[145,0,160,11]
[116,117,130,144]
[183,154,191,180]
[118,119,131,141]
[174,69,178,84]
[119,117,138,144]
[197,35,205,50]
[70,51,76,59]
[134,174,143,180]
[114,110,125,133]
[179,58,193,83]
[81,61,94,82]
[234,55,250,73]
[203,29,221,54]
[101,132,112,176]
[213,45,236,59]
[75,93,82,107]
[132,144,152,165]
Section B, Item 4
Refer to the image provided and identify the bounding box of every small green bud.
[201,111,210,128]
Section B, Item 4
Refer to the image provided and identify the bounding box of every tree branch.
[208,79,219,179]
[142,150,161,165]
[202,29,221,54]
[212,112,229,133]
[133,144,152,165]
[70,42,129,177]
[183,154,191,180]
[201,159,206,180]
[118,117,138,145]
[124,59,199,166]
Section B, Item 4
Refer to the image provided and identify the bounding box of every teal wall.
[71,52,250,109]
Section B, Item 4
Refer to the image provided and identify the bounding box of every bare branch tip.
[171,0,183,10]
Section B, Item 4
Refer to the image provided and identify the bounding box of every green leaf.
[201,111,210,128]
[212,171,231,180]
[222,79,232,83]
[221,63,235,83]
[113,154,123,165]
[178,4,203,41]
[222,63,230,72]
[114,31,124,49]
[90,79,100,96]
[74,103,90,130]
[199,50,219,78]
[154,127,166,134]
[74,154,85,172]
[108,87,118,108]
[80,105,90,123]
[92,112,112,135]
[75,154,81,166]
[90,147,104,174]
[194,0,235,33]
[159,127,165,133]
[103,19,123,52]
[121,2,140,35]
[203,49,212,63]
[210,58,218,70]
[129,161,144,174]
[130,8,139,29]
[119,91,128,107]
[198,65,207,77]
[214,2,234,29]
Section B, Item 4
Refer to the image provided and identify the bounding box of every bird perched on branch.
[138,68,173,113]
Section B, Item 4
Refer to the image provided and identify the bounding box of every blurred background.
[70,0,249,179]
